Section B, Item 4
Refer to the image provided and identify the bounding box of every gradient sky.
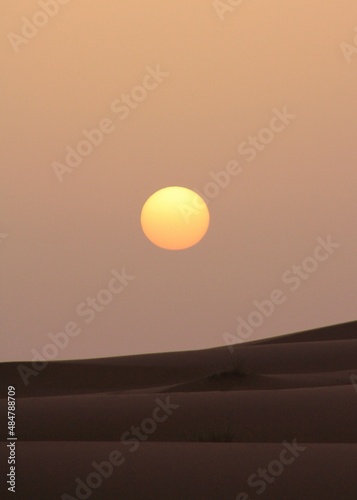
[2,0,357,362]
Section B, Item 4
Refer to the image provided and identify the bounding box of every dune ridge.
[0,320,356,499]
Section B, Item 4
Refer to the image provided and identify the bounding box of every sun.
[140,186,210,250]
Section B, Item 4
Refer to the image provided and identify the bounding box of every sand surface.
[0,320,356,499]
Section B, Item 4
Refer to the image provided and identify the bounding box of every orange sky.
[2,0,357,361]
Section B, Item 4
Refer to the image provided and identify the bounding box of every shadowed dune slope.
[0,320,356,397]
[0,320,356,499]
[0,442,356,500]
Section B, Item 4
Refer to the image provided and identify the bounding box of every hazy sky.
[2,0,357,362]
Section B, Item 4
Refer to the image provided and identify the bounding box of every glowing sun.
[140,186,210,250]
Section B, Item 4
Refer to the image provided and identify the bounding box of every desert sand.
[1,320,356,499]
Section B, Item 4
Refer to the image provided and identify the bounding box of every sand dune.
[1,384,356,443]
[2,442,357,500]
[0,320,356,499]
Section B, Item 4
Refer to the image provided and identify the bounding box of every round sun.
[140,186,210,250]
